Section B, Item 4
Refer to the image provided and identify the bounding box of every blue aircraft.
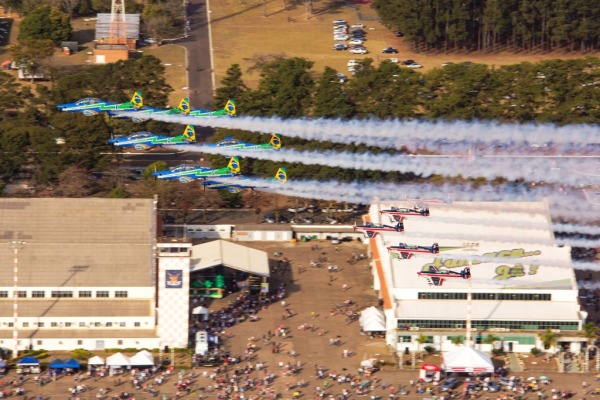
[108,125,196,150]
[152,156,241,183]
[200,167,288,193]
[206,134,282,151]
[57,91,144,116]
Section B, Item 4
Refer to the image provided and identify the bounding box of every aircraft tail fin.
[270,134,282,150]
[131,91,143,108]
[178,98,191,114]
[183,125,196,142]
[274,167,287,184]
[227,156,240,174]
[224,99,236,116]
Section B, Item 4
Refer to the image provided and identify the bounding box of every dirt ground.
[1,240,599,399]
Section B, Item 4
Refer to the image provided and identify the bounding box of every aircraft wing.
[429,277,444,286]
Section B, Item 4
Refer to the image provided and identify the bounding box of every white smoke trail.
[173,144,599,187]
[120,112,600,149]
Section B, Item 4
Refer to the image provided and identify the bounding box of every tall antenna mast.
[108,0,127,44]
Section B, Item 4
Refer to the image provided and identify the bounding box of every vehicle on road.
[382,47,398,53]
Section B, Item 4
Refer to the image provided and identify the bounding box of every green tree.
[450,336,464,346]
[538,328,559,352]
[141,1,182,45]
[312,67,355,118]
[18,5,72,44]
[10,39,55,77]
[415,333,429,359]
[214,64,248,113]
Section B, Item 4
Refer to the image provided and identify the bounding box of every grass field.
[208,0,596,88]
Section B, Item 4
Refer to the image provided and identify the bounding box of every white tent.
[106,352,131,367]
[87,356,105,366]
[359,306,386,332]
[442,346,494,373]
[193,305,210,321]
[130,351,154,366]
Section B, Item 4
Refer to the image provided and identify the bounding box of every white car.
[334,35,349,41]
[406,63,423,69]
[333,19,347,25]
[347,59,359,66]
[388,58,399,63]
[349,47,367,54]
[348,38,363,46]
[351,23,365,29]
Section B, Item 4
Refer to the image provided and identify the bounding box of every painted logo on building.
[166,270,183,288]
[421,248,542,281]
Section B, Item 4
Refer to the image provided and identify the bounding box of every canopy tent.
[129,351,154,366]
[442,346,494,373]
[359,306,386,332]
[63,358,81,369]
[49,359,65,369]
[88,356,105,365]
[18,356,40,366]
[193,305,210,321]
[106,352,131,367]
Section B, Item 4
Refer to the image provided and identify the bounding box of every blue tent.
[63,358,80,369]
[17,356,39,365]
[49,359,65,369]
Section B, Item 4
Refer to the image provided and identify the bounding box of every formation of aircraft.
[353,221,404,238]
[57,91,144,116]
[417,266,471,286]
[387,242,440,259]
[206,134,282,151]
[200,167,287,193]
[152,156,240,183]
[120,98,236,122]
[108,125,196,150]
[380,206,430,218]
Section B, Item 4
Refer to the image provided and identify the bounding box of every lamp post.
[9,240,25,359]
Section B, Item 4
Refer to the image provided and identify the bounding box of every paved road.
[182,0,215,109]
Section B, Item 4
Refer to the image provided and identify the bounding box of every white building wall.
[157,256,190,349]
[1,337,160,352]
[233,230,293,241]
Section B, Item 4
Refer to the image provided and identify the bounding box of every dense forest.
[372,0,600,53]
[0,54,598,205]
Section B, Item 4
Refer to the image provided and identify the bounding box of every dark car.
[402,59,416,65]
[441,378,460,392]
[351,28,365,35]
[382,47,398,54]
[395,31,404,37]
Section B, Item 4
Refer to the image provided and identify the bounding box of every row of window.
[418,292,552,301]
[2,321,143,328]
[0,291,128,298]
[6,339,128,346]
[397,319,578,330]
[397,335,536,345]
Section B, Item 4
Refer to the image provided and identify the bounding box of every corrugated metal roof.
[0,198,155,287]
[395,299,581,321]
[95,13,140,40]
[190,240,269,277]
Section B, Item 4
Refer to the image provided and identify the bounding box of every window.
[51,291,73,298]
[17,291,27,298]
[106,322,112,327]
[115,291,128,298]
[22,322,29,328]
[51,322,58,328]
[79,291,92,298]
[397,319,578,331]
[32,291,45,298]
[65,322,72,327]
[37,322,44,328]
[77,340,83,345]
[96,291,109,298]
[118,340,123,345]
[0,291,7,298]
[419,292,551,301]
[8,322,13,327]
[79,322,85,327]
[95,322,102,327]
[37,340,42,345]
[134,322,141,327]
[119,322,126,327]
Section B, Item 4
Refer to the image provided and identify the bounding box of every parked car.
[333,42,348,50]
[349,38,363,46]
[349,47,368,54]
[333,19,347,25]
[351,23,365,29]
[382,46,398,53]
[395,31,404,37]
[402,59,416,65]
[347,59,359,66]
[287,206,307,213]
[441,378,460,392]
[406,63,423,68]
[351,28,365,35]
[336,72,348,83]
[334,34,349,41]
[387,58,399,63]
